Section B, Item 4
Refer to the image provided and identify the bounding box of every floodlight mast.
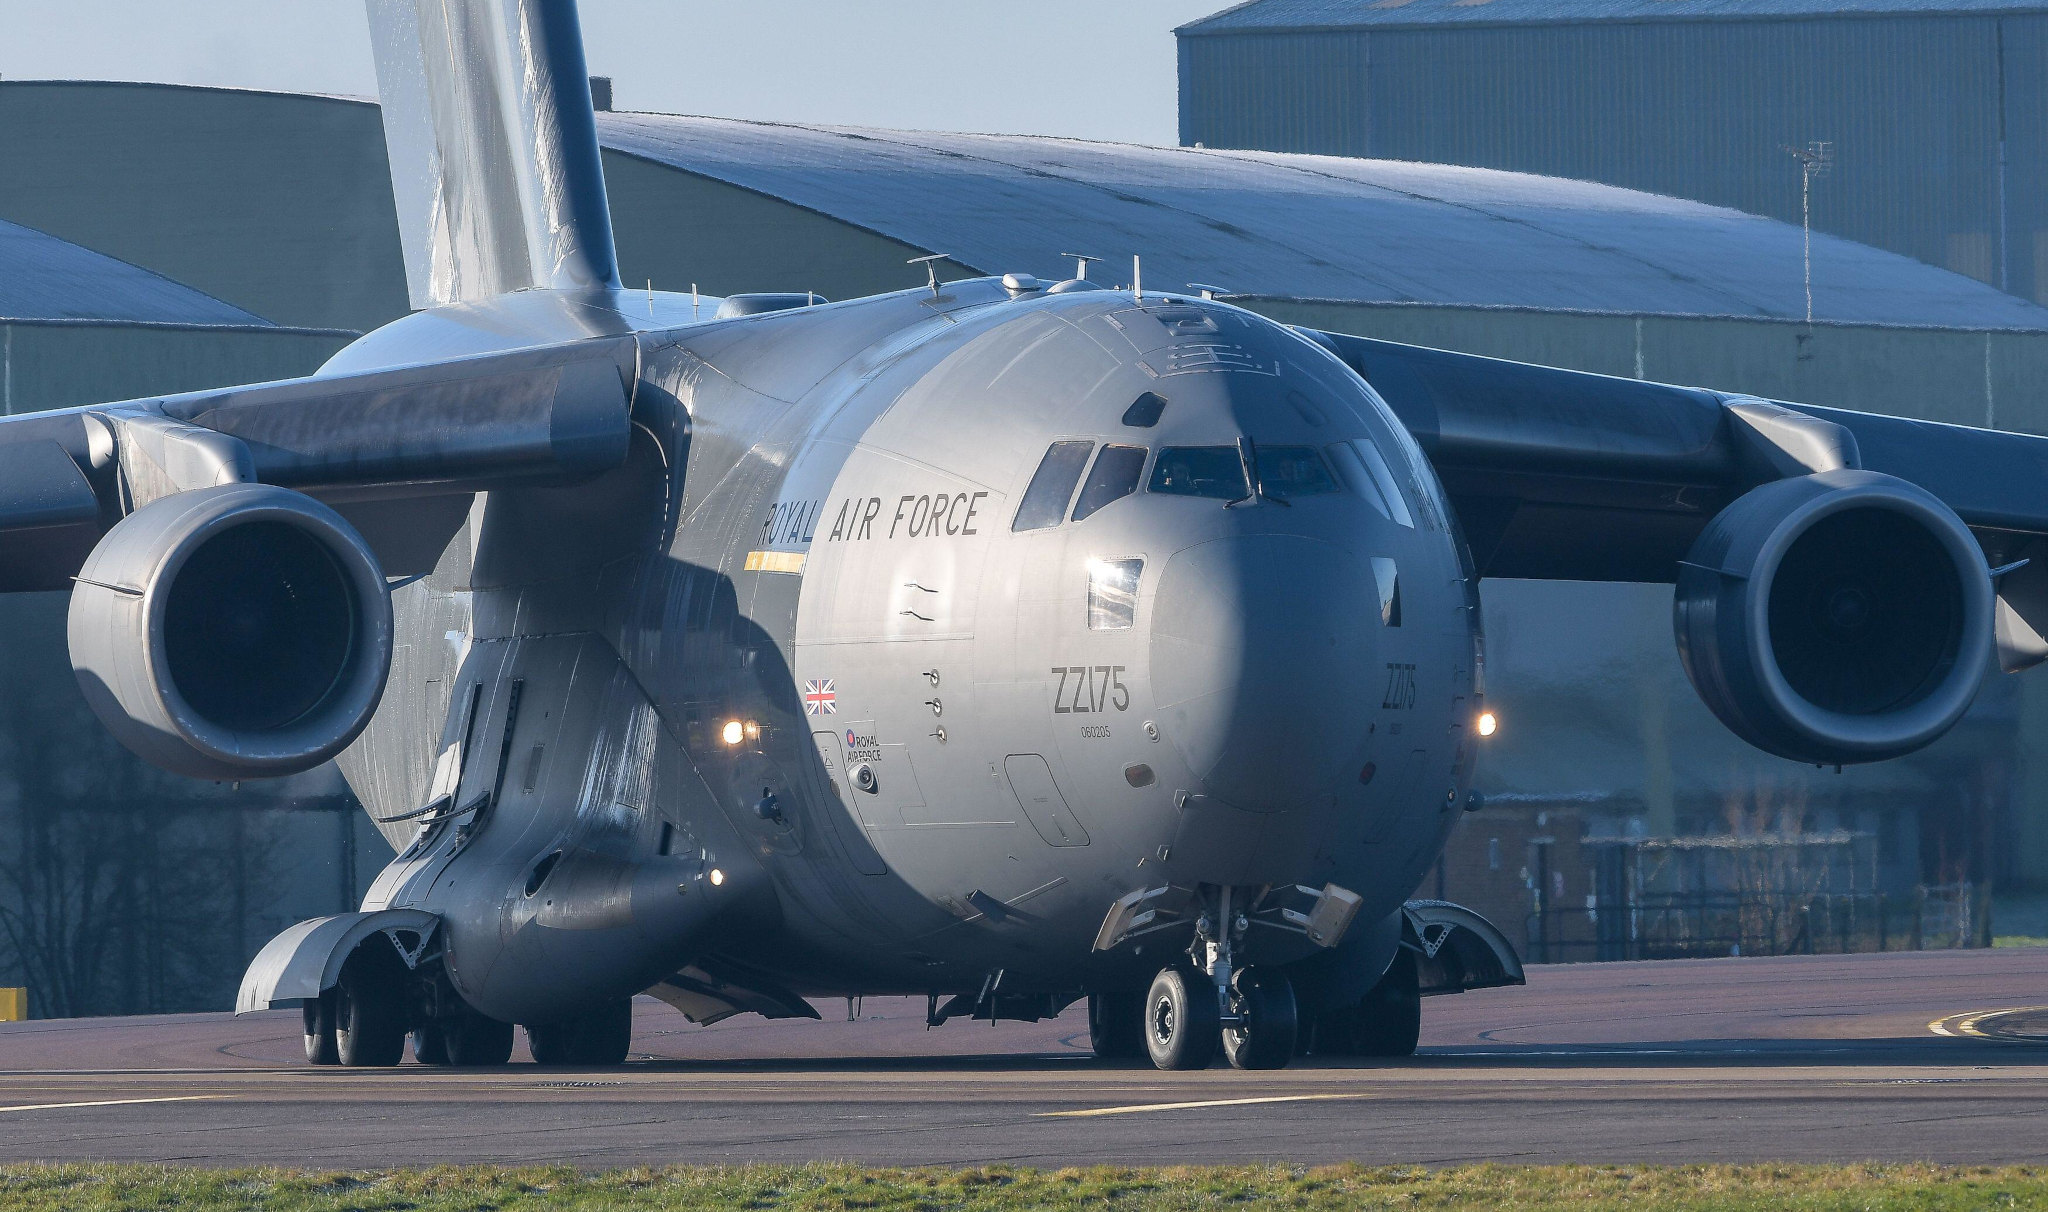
[1784,141,1834,324]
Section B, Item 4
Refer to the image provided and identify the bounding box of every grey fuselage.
[332,277,1482,1024]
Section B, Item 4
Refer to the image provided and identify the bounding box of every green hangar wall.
[1178,0,2048,303]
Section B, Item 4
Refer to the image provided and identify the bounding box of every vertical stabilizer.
[366,0,621,309]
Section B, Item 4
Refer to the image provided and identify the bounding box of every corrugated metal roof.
[595,114,2048,330]
[1179,0,2048,32]
[0,218,268,325]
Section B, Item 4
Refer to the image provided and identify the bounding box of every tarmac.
[2,947,2046,1167]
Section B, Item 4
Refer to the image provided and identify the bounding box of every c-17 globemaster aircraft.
[6,0,2047,1071]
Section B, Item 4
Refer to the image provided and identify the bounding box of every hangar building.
[1177,0,2048,302]
[2,80,2042,1002]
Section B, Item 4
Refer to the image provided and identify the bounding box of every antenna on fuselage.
[1188,283,1230,301]
[908,253,950,299]
[1060,252,1103,281]
[1132,255,1143,302]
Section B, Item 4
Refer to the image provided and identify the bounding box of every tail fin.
[365,0,620,309]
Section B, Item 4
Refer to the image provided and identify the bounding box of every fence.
[1523,883,1990,963]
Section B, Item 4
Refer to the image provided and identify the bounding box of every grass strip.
[3,1162,2048,1211]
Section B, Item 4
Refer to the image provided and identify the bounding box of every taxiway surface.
[3,948,2046,1167]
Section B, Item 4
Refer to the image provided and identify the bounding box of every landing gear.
[1144,966,1220,1069]
[1223,968,1298,1070]
[333,947,407,1067]
[1088,990,1146,1060]
[415,1004,515,1067]
[1140,884,1302,1071]
[412,1023,449,1065]
[302,990,339,1065]
[1311,948,1420,1058]
[526,998,633,1065]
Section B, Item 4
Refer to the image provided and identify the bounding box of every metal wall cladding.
[1181,14,2048,302]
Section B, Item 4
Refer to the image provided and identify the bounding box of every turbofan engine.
[68,484,394,780]
[1674,469,1994,765]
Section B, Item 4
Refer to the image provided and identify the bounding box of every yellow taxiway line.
[1928,1007,2045,1041]
[1040,1093,1368,1118]
[0,1095,228,1114]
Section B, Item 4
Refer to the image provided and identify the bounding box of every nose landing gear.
[1141,885,1300,1070]
[1223,967,1298,1069]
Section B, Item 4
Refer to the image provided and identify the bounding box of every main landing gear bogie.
[525,997,634,1066]
[302,940,620,1069]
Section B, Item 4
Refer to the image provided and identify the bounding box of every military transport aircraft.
[5,0,2044,1070]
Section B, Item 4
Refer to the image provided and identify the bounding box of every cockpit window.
[1326,440,1415,527]
[1013,440,1094,532]
[1148,446,1249,500]
[1122,392,1167,428]
[1087,558,1143,630]
[1072,445,1148,521]
[1254,446,1340,498]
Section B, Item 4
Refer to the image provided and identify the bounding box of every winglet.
[365,0,621,309]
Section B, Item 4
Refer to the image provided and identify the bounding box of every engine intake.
[69,484,393,780]
[1674,469,1992,765]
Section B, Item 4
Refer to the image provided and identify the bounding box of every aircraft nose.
[1149,534,1381,813]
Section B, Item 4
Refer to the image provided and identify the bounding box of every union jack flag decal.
[803,679,838,716]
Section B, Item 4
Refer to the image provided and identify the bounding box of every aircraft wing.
[1302,328,2048,583]
[0,336,634,592]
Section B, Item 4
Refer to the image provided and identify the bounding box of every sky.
[0,0,1225,145]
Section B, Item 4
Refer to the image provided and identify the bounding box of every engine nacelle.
[68,484,393,780]
[1674,469,1993,765]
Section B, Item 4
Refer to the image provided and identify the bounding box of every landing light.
[710,868,726,886]
[720,719,745,746]
[1477,711,1498,738]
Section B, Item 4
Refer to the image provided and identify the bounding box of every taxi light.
[709,868,726,886]
[1477,710,1498,738]
[720,719,745,746]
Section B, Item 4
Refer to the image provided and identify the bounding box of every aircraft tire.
[1223,968,1298,1070]
[411,1023,450,1065]
[526,998,633,1066]
[444,1010,516,1066]
[1319,948,1420,1058]
[333,951,406,1067]
[302,991,339,1065]
[1087,990,1146,1059]
[1143,966,1220,1071]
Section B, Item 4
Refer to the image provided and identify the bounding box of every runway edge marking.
[1039,1093,1370,1118]
[0,1095,229,1114]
